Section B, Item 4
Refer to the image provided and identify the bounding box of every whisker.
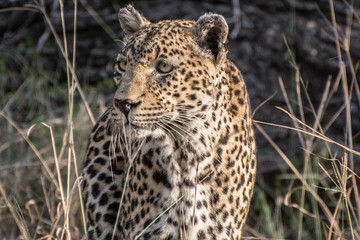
[173,110,206,121]
[163,117,197,135]
[155,122,176,141]
[159,120,191,143]
[162,114,200,135]
[160,119,201,144]
[167,120,200,142]
[166,113,195,122]
[162,112,198,124]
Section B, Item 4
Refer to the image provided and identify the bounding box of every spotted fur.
[82,5,256,240]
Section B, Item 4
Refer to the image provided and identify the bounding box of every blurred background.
[0,0,359,239]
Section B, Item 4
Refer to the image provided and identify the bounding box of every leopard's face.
[111,21,219,137]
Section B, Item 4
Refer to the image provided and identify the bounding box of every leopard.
[81,5,256,240]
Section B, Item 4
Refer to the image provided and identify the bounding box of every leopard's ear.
[118,5,150,37]
[192,13,228,67]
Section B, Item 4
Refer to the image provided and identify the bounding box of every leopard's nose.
[113,99,141,120]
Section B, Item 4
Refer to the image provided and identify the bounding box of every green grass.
[0,0,359,239]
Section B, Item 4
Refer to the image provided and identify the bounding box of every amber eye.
[118,60,127,72]
[156,61,173,74]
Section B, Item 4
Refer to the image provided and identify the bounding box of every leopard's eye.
[118,60,127,72]
[156,62,173,74]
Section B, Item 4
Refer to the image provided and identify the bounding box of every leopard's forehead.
[122,20,195,57]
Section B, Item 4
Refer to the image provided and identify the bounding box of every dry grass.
[0,0,359,239]
[246,0,360,238]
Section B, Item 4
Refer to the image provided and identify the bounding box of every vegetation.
[0,0,359,239]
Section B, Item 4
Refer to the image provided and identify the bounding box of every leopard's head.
[111,5,229,137]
